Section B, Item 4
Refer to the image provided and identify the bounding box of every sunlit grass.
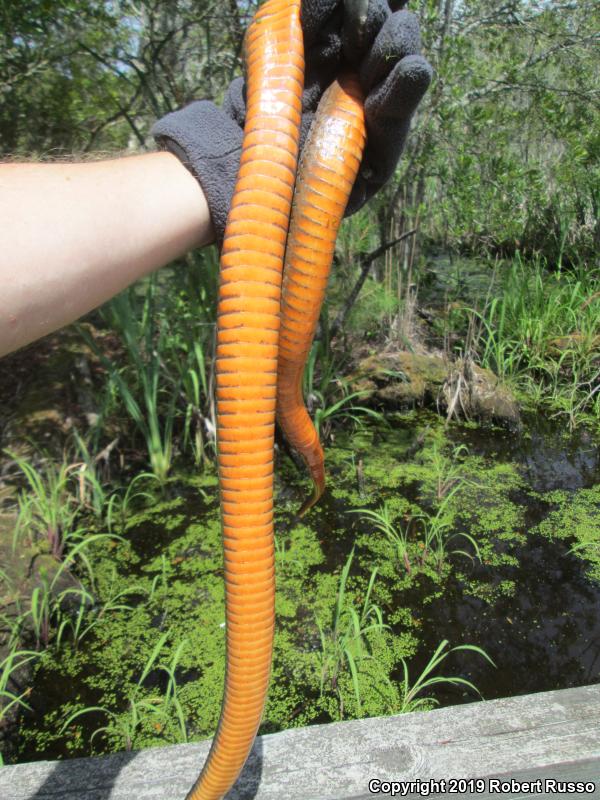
[399,640,495,713]
[316,550,387,716]
[454,255,600,427]
[61,631,189,751]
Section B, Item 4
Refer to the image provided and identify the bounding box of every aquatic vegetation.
[71,431,161,534]
[534,485,600,582]
[7,450,83,559]
[61,631,189,751]
[313,389,385,442]
[351,503,412,573]
[0,568,22,651]
[413,487,481,574]
[57,568,146,651]
[177,338,212,464]
[398,639,495,713]
[22,533,128,650]
[348,431,488,579]
[301,334,385,443]
[159,260,218,467]
[0,648,39,765]
[102,473,162,536]
[302,337,341,411]
[316,551,388,716]
[5,397,599,767]
[426,443,475,502]
[81,281,178,486]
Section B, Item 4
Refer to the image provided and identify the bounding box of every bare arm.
[0,152,214,357]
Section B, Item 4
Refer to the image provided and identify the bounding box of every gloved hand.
[300,0,433,213]
[152,0,431,245]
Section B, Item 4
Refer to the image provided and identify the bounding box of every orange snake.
[186,2,366,797]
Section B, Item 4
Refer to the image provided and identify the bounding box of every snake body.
[186,1,304,797]
[187,3,366,798]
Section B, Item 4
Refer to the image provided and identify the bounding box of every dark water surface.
[403,415,600,704]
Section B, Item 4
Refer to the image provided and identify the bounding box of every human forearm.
[0,152,214,357]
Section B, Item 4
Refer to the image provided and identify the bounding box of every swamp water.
[10,410,600,764]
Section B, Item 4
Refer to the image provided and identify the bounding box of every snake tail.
[277,72,366,516]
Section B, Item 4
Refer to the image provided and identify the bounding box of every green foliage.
[303,338,385,443]
[7,450,82,559]
[413,487,481,574]
[343,419,527,595]
[158,250,219,466]
[0,649,38,719]
[5,419,532,763]
[425,443,475,502]
[350,504,413,574]
[23,531,127,650]
[534,485,600,582]
[55,567,144,652]
[79,250,219,478]
[85,280,178,486]
[457,256,600,426]
[1,1,248,154]
[70,431,161,533]
[316,550,388,716]
[403,0,600,263]
[399,640,495,713]
[61,632,190,751]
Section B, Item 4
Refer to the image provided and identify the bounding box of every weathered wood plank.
[3,684,599,799]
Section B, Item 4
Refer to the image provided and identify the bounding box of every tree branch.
[329,230,417,341]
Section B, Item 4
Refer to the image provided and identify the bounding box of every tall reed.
[82,279,177,485]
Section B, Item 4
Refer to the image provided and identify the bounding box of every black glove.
[152,1,431,245]
[299,0,432,212]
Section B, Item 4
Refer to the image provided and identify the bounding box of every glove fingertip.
[359,9,422,91]
[360,54,431,191]
[301,0,340,46]
[222,76,246,126]
[365,54,432,121]
[344,177,368,217]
